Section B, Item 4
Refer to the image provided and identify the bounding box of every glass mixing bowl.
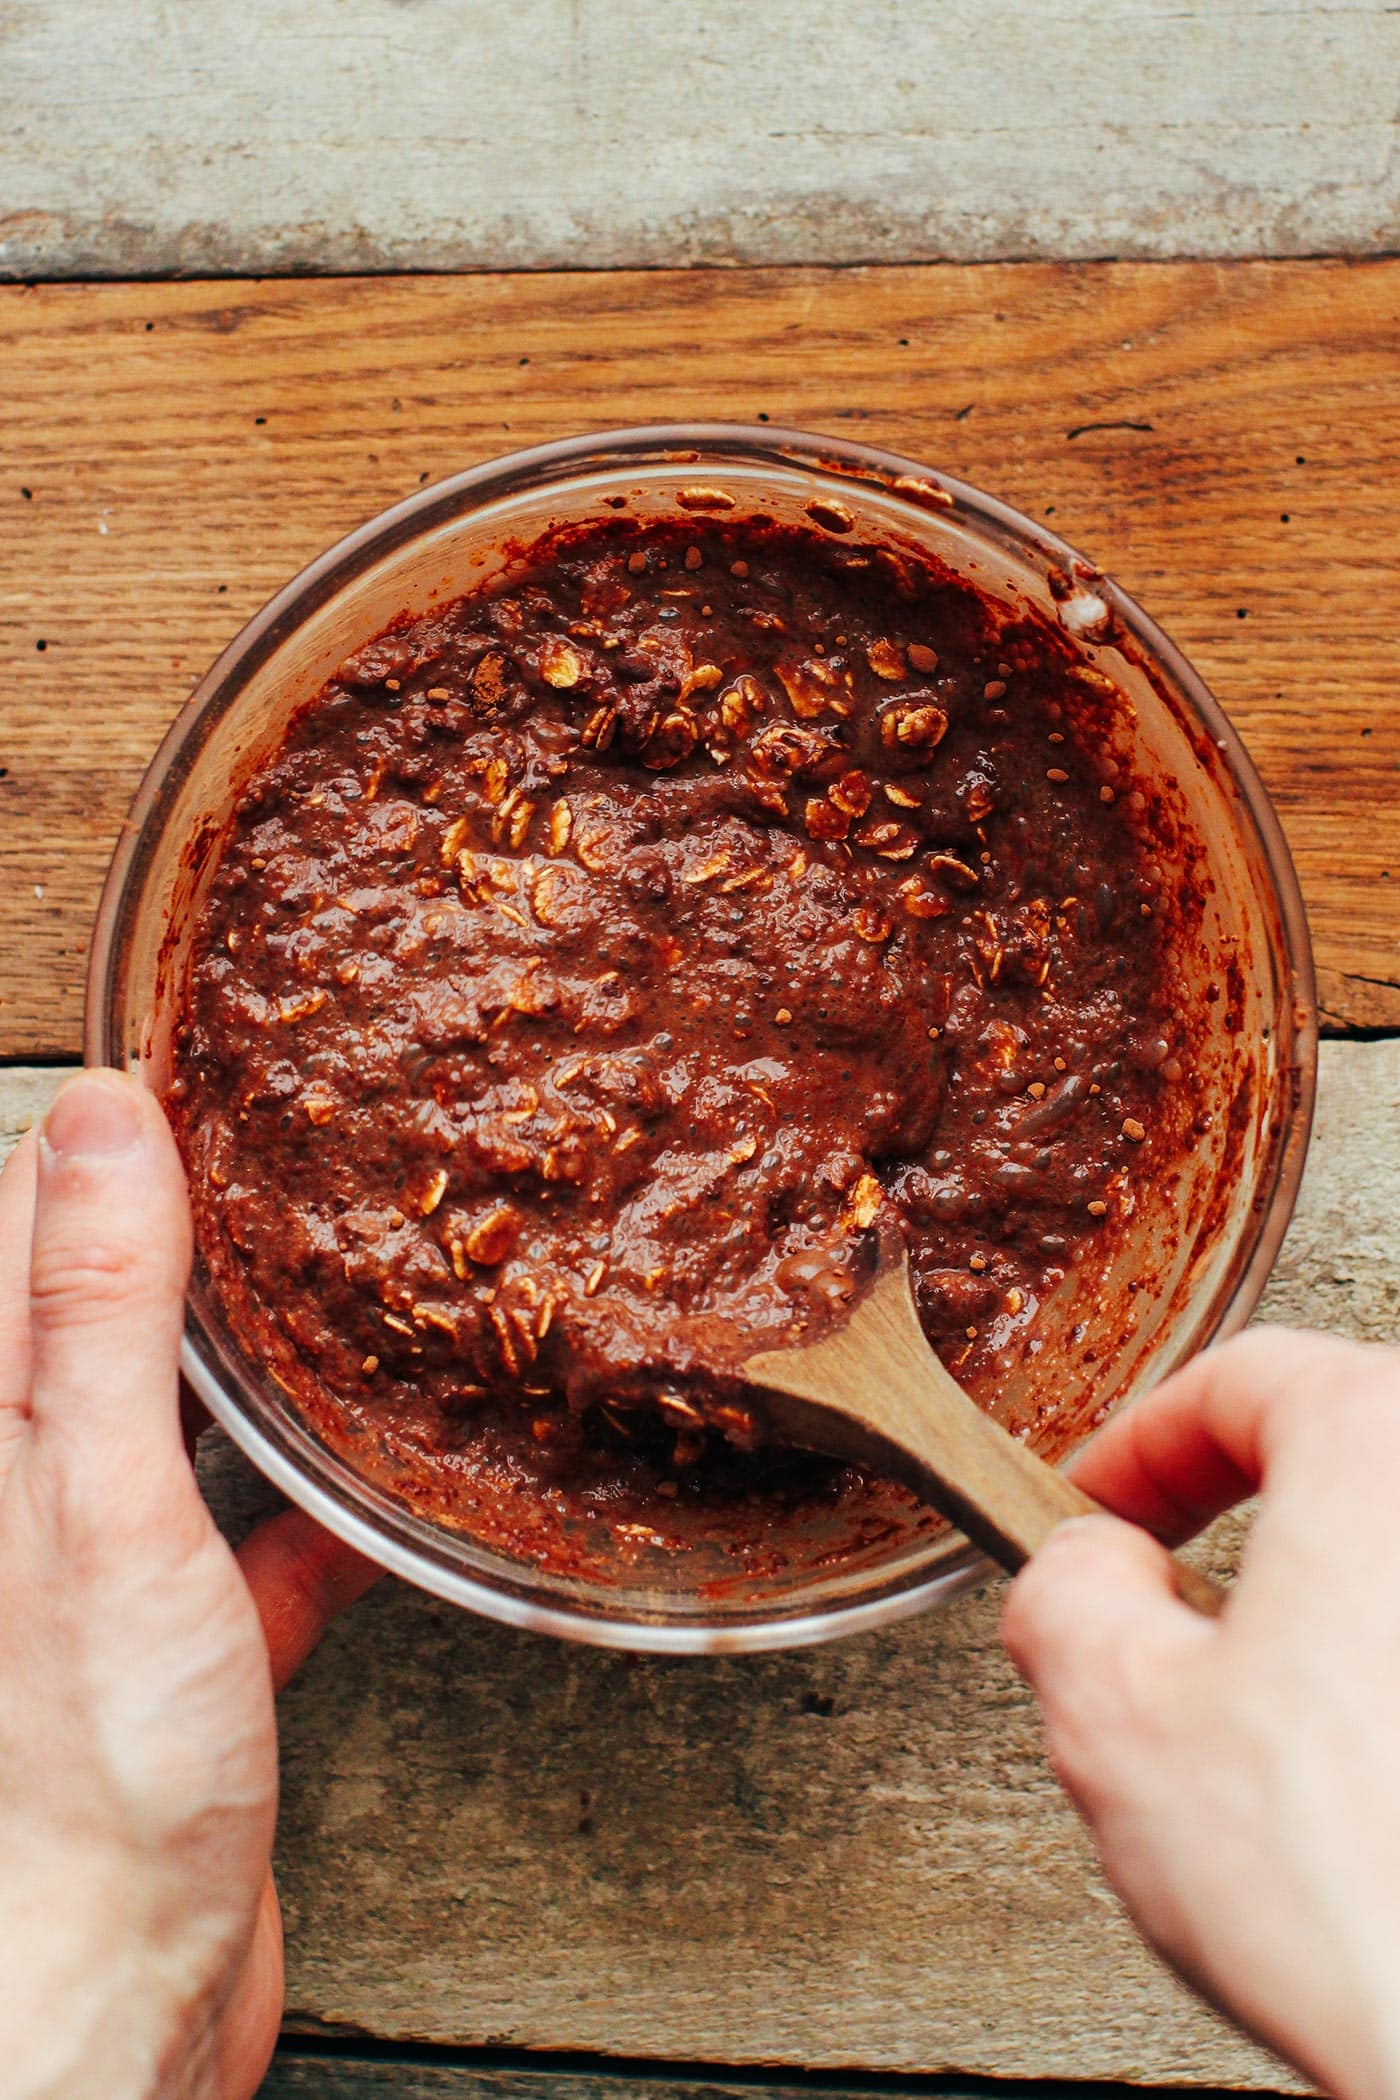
[88,425,1316,1652]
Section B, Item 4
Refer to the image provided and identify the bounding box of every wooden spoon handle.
[900,1383,1226,1618]
[745,1258,1227,1619]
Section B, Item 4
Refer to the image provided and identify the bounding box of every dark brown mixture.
[169,515,1196,1565]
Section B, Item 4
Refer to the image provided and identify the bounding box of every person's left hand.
[0,1070,380,2100]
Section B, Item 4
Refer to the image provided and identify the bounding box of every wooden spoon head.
[742,1246,1227,1615]
[740,1246,1079,1558]
[742,1250,947,1475]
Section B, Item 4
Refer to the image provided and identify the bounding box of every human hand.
[1002,1326,1400,2100]
[0,1071,380,2100]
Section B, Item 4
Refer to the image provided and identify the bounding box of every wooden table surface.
[2,256,1398,2095]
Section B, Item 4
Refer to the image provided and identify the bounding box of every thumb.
[28,1070,192,1488]
[1001,1515,1213,1809]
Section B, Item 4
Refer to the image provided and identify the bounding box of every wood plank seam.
[258,2045,1306,2098]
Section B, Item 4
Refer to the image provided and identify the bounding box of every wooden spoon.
[743,1249,1225,1617]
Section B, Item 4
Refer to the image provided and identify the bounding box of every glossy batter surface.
[169,517,1193,1558]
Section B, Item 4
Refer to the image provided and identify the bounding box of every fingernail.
[43,1072,145,1159]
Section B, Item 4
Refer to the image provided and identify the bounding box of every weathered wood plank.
[2,262,1397,1056]
[1,1,1396,278]
[5,1041,1393,2082]
[227,1475,1284,2087]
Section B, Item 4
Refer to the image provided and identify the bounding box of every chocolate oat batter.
[168,516,1193,1549]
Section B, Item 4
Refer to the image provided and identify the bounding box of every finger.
[1068,1326,1366,1545]
[27,1070,191,1476]
[236,1506,382,1693]
[0,1129,38,1445]
[1001,1514,1210,1803]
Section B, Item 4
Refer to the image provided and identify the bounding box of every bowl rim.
[86,420,1318,1652]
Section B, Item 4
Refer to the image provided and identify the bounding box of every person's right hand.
[1003,1326,1400,2100]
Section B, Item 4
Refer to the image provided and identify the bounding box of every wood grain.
[4,1038,1394,2083]
[2,0,1397,276]
[1,262,1397,1057]
[222,1452,1276,2087]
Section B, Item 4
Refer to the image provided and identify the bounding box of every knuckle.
[29,1231,176,1329]
[1229,1328,1400,1462]
[1006,1528,1182,1788]
[1042,1638,1163,1808]
[1235,1322,1364,1392]
[1315,1373,1400,1471]
[1336,1342,1400,1407]
[1024,1513,1118,1590]
[1001,1533,1093,1671]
